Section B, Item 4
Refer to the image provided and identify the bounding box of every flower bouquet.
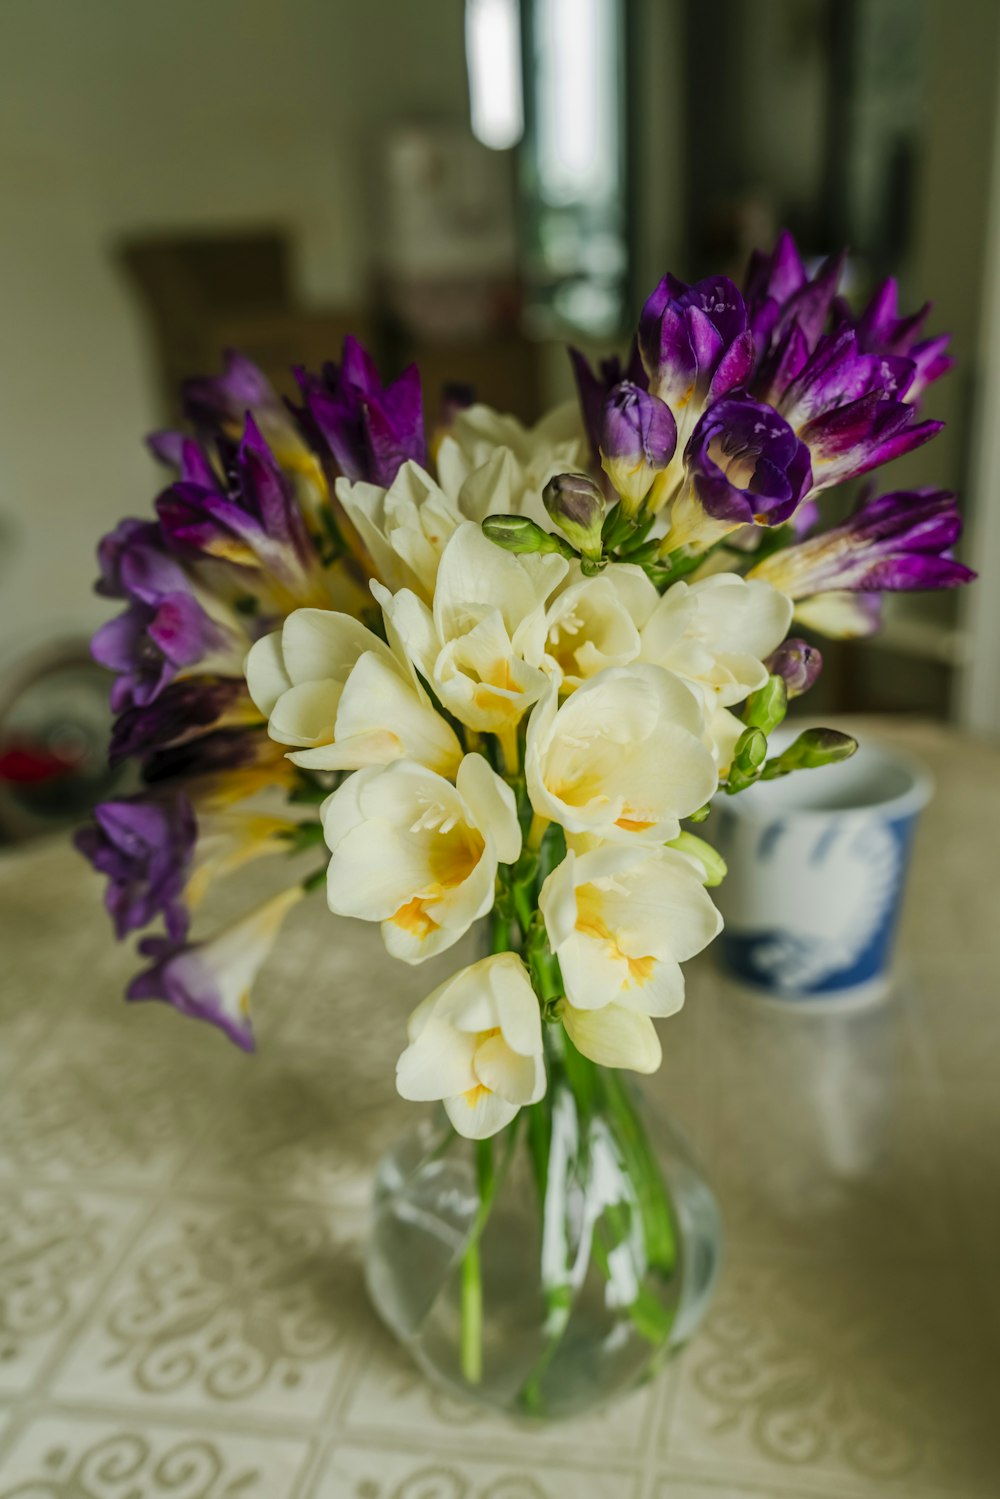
[79,233,973,1417]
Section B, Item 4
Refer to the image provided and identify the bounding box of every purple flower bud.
[292,335,427,488]
[569,342,647,466]
[748,488,976,597]
[669,397,812,549]
[599,382,677,514]
[639,274,754,461]
[766,638,823,698]
[75,792,196,942]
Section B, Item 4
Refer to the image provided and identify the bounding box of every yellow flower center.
[575,887,655,988]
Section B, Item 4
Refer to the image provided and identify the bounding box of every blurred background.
[2,0,999,839]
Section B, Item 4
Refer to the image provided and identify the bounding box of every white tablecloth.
[0,719,998,1498]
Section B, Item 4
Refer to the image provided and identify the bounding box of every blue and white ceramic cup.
[712,737,932,1009]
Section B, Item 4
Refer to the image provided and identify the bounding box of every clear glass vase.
[365,1035,723,1419]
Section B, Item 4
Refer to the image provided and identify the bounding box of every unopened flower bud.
[599,382,677,516]
[766,638,823,698]
[762,728,858,780]
[667,831,728,887]
[743,675,788,734]
[482,514,576,559]
[726,725,768,794]
[543,472,607,563]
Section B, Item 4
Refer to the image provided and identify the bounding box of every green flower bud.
[743,675,788,735]
[542,473,607,563]
[726,725,768,794]
[666,831,728,887]
[762,728,858,780]
[482,514,576,559]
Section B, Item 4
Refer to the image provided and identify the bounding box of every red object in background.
[0,740,81,785]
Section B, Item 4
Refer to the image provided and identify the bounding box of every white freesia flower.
[245,608,462,777]
[436,401,586,528]
[525,665,717,843]
[374,522,566,758]
[639,574,792,707]
[396,952,545,1138]
[540,844,722,1017]
[322,753,521,962]
[528,565,657,692]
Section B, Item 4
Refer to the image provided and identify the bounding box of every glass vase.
[365,1034,723,1419]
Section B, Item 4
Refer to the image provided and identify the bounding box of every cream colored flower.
[540,843,721,1019]
[528,565,657,692]
[373,521,566,755]
[639,574,792,708]
[322,753,521,962]
[396,952,546,1139]
[525,665,717,843]
[244,608,461,777]
[335,461,464,601]
[436,400,586,528]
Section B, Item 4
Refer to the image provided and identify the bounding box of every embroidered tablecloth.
[1,719,998,1499]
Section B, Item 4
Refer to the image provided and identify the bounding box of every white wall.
[0,0,467,659]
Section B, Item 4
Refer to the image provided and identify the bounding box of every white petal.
[336,476,407,592]
[288,730,402,771]
[244,632,290,716]
[445,1089,520,1140]
[562,1002,662,1074]
[396,1017,478,1101]
[538,849,578,951]
[268,679,343,747]
[473,1034,539,1105]
[456,753,522,864]
[336,651,462,778]
[326,821,435,921]
[281,608,389,685]
[457,446,518,522]
[373,582,440,682]
[487,952,543,1056]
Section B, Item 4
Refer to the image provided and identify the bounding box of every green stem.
[460,1138,493,1384]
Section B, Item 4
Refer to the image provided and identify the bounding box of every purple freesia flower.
[92,592,240,715]
[146,431,218,487]
[773,328,942,491]
[109,677,254,767]
[639,274,754,429]
[599,381,677,513]
[836,278,954,405]
[293,335,427,488]
[127,886,303,1051]
[140,724,288,790]
[156,415,319,599]
[75,793,196,941]
[748,487,976,596]
[569,343,647,466]
[182,350,282,433]
[744,230,845,401]
[668,397,812,548]
[766,638,823,697]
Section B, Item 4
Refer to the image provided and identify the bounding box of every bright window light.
[536,0,617,206]
[466,0,524,151]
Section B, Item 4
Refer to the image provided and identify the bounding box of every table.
[0,719,998,1498]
